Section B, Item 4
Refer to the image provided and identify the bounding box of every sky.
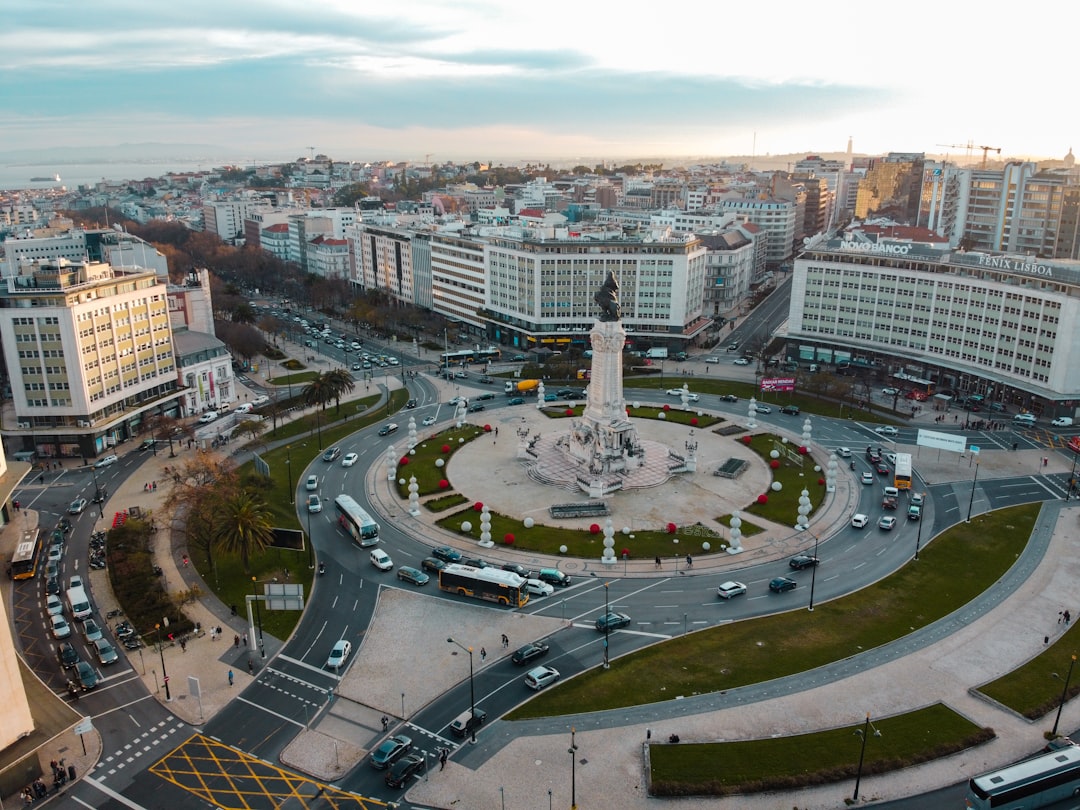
[1,1,1071,166]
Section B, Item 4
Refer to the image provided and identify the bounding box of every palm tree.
[323,368,356,416]
[212,490,275,573]
[302,375,336,448]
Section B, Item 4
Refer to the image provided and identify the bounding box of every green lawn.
[511,503,1039,718]
[977,626,1080,720]
[649,703,991,797]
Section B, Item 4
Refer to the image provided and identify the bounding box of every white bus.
[334,495,380,547]
[66,586,92,619]
[966,745,1080,809]
[438,564,529,608]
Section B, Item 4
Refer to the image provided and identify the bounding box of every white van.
[66,586,92,619]
[1013,413,1037,425]
[234,403,254,414]
[94,454,118,469]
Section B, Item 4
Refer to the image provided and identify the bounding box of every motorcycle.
[115,621,134,638]
[849,460,856,471]
[318,561,326,576]
[122,637,143,650]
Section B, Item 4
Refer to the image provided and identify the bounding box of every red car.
[875,462,890,475]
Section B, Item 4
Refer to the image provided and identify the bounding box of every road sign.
[74,716,93,735]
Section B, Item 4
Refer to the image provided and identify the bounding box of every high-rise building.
[854,153,926,223]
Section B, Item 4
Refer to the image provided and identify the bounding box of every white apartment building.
[0,258,181,458]
[348,222,419,305]
[714,197,797,266]
[787,236,1080,415]
[307,236,350,280]
[203,199,260,242]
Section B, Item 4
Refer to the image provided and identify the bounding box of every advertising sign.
[916,428,967,453]
[760,377,796,393]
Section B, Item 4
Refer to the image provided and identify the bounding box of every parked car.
[716,581,747,599]
[769,576,798,593]
[94,638,119,665]
[322,446,341,462]
[851,513,870,528]
[595,612,631,632]
[789,555,820,570]
[342,452,359,467]
[511,642,550,666]
[68,498,87,515]
[384,753,426,789]
[432,546,462,563]
[878,516,898,531]
[396,566,429,586]
[198,411,219,424]
[326,639,352,669]
[370,549,393,571]
[306,494,322,513]
[524,665,561,690]
[875,425,899,436]
[524,579,554,597]
[369,735,413,769]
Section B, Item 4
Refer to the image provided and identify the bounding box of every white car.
[46,594,64,616]
[884,453,897,464]
[198,411,219,423]
[341,453,359,467]
[754,405,772,414]
[882,387,900,396]
[1052,417,1074,427]
[733,358,751,365]
[524,665,561,691]
[370,549,393,571]
[50,614,72,639]
[422,416,437,426]
[69,575,83,590]
[704,357,721,364]
[524,579,554,597]
[306,494,322,513]
[326,639,352,669]
[911,492,924,507]
[94,454,118,469]
[836,447,852,458]
[252,394,270,406]
[851,513,870,528]
[717,581,747,599]
[875,425,899,436]
[305,474,319,491]
[861,472,874,485]
[878,515,898,531]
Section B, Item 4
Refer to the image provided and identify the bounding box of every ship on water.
[29,173,61,182]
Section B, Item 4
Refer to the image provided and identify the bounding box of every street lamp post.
[966,462,980,522]
[251,576,263,645]
[1068,441,1080,501]
[852,713,881,802]
[1052,654,1078,737]
[914,496,925,560]
[603,582,610,669]
[286,444,294,505]
[447,637,477,744]
[569,726,579,810]
[808,532,820,611]
[155,623,171,701]
[306,499,314,569]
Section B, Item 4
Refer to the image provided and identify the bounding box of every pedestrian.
[243,633,248,647]
[686,554,693,568]
[248,659,254,675]
[480,647,487,662]
[495,426,499,436]
[228,669,234,686]
[152,480,157,491]
[179,638,186,653]
[381,715,389,731]
[210,627,216,642]
[13,500,19,512]
[654,555,662,568]
[234,634,240,648]
[439,748,448,770]
[501,633,508,649]
[1067,610,1073,626]
[182,554,189,567]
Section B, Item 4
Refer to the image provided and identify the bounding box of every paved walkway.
[68,332,1080,808]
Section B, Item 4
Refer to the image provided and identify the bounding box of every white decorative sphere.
[435,458,445,467]
[459,438,465,444]
[633,401,640,409]
[673,538,679,545]
[559,545,568,554]
[524,517,535,529]
[702,542,711,551]
[771,481,782,491]
[770,450,780,459]
[461,521,472,532]
[814,465,821,472]
[622,526,630,534]
[398,478,406,486]
[781,437,788,444]
[410,449,416,455]
[658,412,666,420]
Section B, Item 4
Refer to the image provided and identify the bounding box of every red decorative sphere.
[818,477,826,485]
[504,533,515,544]
[770,459,780,469]
[484,424,492,432]
[666,522,677,534]
[690,418,698,426]
[566,408,574,416]
[439,479,450,489]
[757,494,768,504]
[798,446,809,455]
[589,523,601,534]
[663,404,671,411]
[473,502,484,512]
[400,457,409,465]
[441,444,451,453]
[622,548,630,557]
[742,435,753,445]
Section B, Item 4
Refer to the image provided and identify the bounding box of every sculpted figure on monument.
[594,271,621,322]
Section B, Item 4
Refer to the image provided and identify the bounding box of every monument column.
[585,321,627,423]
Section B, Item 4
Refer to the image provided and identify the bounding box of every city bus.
[438,564,529,608]
[334,495,381,547]
[10,532,43,580]
[893,453,913,490]
[440,347,502,367]
[966,744,1080,809]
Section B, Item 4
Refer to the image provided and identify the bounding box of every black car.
[460,556,488,569]
[719,394,738,402]
[769,576,798,593]
[406,399,418,409]
[475,392,496,401]
[384,753,426,789]
[57,642,79,669]
[479,376,494,384]
[369,735,413,769]
[780,405,801,415]
[511,642,550,666]
[565,391,587,400]
[421,557,447,574]
[432,546,462,563]
[595,612,632,632]
[502,563,530,577]
[46,576,60,595]
[467,403,485,412]
[789,555,820,570]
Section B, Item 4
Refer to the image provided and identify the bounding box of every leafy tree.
[233,303,257,324]
[323,369,356,415]
[235,418,266,442]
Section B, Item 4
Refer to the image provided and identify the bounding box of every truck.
[882,486,899,510]
[645,348,668,360]
[504,379,540,395]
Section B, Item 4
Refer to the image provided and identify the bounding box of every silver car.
[94,638,119,665]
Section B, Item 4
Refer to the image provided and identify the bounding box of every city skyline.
[2,1,1070,165]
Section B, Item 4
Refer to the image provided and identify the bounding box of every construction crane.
[936,142,1002,168]
[424,153,434,166]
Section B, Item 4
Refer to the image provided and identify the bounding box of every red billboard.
[760,377,796,392]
